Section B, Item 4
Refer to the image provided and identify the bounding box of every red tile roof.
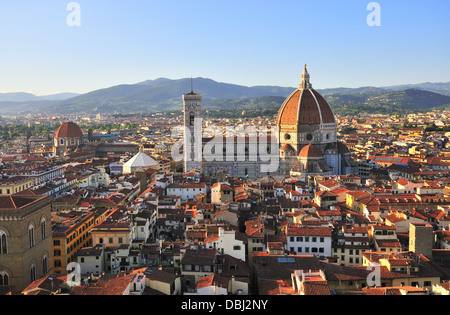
[299,144,323,158]
[55,122,83,139]
[277,88,335,126]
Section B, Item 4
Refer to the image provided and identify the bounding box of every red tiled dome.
[277,66,335,126]
[299,144,323,158]
[55,122,83,139]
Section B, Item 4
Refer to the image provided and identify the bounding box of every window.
[41,219,47,240]
[312,237,317,242]
[28,225,35,248]
[0,272,9,286]
[30,265,37,283]
[43,256,48,275]
[233,246,241,251]
[320,237,324,243]
[0,232,7,254]
[118,238,123,244]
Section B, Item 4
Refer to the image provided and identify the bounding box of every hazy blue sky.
[0,0,449,95]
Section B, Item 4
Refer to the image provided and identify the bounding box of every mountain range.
[0,78,450,116]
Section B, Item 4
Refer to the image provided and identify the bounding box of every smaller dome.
[299,144,323,158]
[280,144,295,151]
[55,122,83,139]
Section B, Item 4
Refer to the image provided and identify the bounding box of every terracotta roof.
[55,122,83,139]
[280,144,295,151]
[0,195,48,210]
[277,86,335,126]
[286,226,332,237]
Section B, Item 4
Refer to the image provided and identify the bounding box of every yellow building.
[52,209,109,274]
[90,221,133,248]
[345,191,371,213]
[362,251,441,290]
[0,176,34,196]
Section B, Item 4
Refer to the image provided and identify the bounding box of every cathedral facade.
[183,66,357,180]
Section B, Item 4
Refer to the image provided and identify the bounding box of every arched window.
[30,265,37,283]
[0,231,7,254]
[42,256,48,275]
[28,225,35,248]
[41,218,47,240]
[0,272,9,285]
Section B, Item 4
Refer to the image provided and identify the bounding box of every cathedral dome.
[277,65,335,126]
[299,144,323,158]
[55,122,83,139]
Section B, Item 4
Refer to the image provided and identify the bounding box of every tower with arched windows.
[183,84,203,173]
[0,194,53,293]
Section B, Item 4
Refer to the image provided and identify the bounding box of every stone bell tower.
[183,79,203,173]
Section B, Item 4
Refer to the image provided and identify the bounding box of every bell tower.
[183,78,203,173]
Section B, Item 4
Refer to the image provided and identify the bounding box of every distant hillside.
[327,89,450,116]
[0,78,449,115]
[0,92,79,102]
[41,78,296,114]
[203,89,450,118]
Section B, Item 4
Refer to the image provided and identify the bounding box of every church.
[183,65,357,180]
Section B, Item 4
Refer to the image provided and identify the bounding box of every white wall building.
[77,246,105,276]
[205,228,246,262]
[166,182,206,201]
[286,226,333,258]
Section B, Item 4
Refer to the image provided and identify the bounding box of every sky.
[0,0,449,95]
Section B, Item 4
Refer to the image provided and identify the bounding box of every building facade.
[0,195,53,293]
